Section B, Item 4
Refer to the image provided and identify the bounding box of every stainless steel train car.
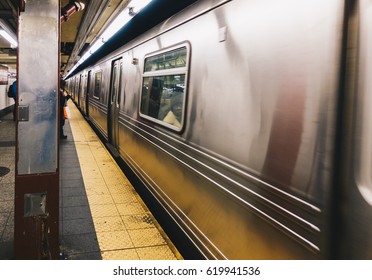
[65,0,372,259]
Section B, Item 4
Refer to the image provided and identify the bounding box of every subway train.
[65,0,372,259]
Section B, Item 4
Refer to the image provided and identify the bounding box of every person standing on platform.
[59,79,70,139]
[7,80,17,121]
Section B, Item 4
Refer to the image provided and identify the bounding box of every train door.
[108,58,122,149]
[336,0,372,259]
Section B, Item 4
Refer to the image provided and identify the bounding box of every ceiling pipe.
[61,1,85,24]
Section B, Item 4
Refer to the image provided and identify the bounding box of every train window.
[140,45,189,131]
[144,47,187,71]
[94,71,102,99]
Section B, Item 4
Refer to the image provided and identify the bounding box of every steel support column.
[14,0,60,260]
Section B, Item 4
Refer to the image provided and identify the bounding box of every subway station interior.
[1,0,372,260]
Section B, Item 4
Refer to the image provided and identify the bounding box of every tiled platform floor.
[61,100,181,260]
[0,101,182,260]
[0,112,15,260]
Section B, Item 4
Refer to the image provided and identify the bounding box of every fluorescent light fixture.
[101,10,131,43]
[65,0,153,78]
[99,0,152,42]
[0,29,17,48]
[89,39,104,55]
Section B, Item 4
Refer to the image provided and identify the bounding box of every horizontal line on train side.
[122,118,320,232]
[119,114,321,213]
[88,100,107,112]
[120,119,320,252]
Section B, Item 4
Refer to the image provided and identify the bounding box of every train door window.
[79,74,83,104]
[94,70,102,99]
[356,12,372,206]
[118,61,123,107]
[140,44,190,132]
[87,70,92,97]
[111,66,117,104]
[74,76,80,100]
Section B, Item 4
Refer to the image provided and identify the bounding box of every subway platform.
[0,101,182,260]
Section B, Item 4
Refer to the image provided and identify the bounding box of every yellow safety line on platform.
[66,100,182,260]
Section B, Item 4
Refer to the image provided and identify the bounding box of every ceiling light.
[0,29,17,48]
[65,0,153,78]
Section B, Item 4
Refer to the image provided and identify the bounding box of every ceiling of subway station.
[0,0,18,67]
[0,0,131,74]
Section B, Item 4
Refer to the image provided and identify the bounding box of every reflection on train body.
[66,0,372,259]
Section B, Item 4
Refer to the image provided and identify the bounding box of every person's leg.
[60,119,67,139]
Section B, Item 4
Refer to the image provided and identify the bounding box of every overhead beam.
[63,0,131,75]
[2,0,18,16]
[0,61,16,65]
[0,10,13,19]
[63,0,111,74]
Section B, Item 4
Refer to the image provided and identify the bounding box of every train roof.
[65,0,199,79]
